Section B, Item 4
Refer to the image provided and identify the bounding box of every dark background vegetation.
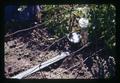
[5,4,116,55]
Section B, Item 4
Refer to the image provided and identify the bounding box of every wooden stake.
[11,52,70,79]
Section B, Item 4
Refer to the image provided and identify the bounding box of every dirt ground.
[4,27,116,79]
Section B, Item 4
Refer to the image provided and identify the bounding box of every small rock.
[7,41,14,47]
[24,52,29,56]
[19,51,24,55]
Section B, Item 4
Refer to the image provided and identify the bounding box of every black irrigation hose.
[66,48,104,73]
[5,23,46,38]
[70,42,91,56]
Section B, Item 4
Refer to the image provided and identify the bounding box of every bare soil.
[4,27,116,79]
